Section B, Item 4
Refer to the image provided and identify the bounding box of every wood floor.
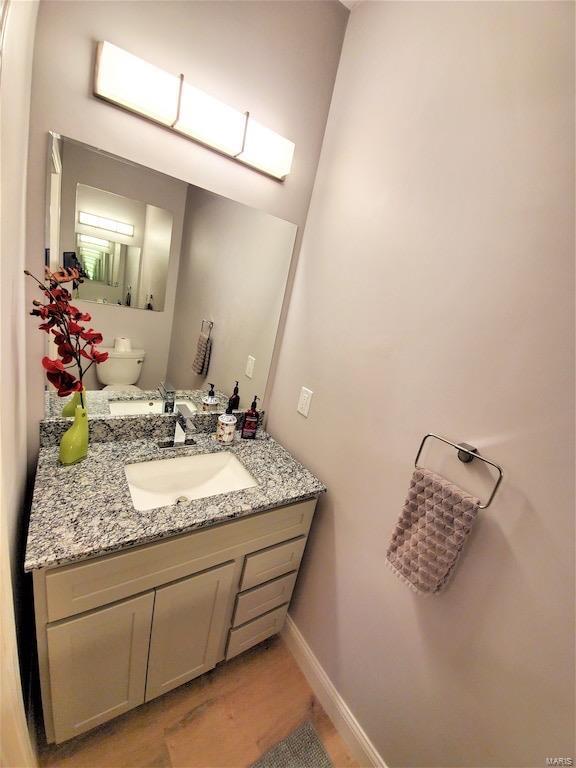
[38,636,359,768]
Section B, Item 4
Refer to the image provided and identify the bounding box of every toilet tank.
[96,349,146,386]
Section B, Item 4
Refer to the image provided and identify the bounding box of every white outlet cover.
[297,387,313,417]
[246,355,255,379]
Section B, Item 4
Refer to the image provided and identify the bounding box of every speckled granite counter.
[25,431,325,572]
[41,387,260,447]
[44,388,229,419]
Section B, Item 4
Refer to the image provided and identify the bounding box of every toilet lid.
[101,348,145,359]
[103,384,143,392]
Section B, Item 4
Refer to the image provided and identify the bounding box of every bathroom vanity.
[28,129,315,745]
[25,430,324,744]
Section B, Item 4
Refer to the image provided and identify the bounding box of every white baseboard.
[282,615,388,768]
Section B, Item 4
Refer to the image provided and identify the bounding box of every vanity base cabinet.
[46,592,154,744]
[145,562,235,701]
[33,499,317,744]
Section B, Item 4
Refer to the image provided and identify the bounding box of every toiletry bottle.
[216,398,237,444]
[230,381,240,410]
[202,383,218,411]
[241,396,259,439]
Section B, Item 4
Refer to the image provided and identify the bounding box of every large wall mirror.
[45,133,297,411]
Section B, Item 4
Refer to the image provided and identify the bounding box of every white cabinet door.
[47,592,154,743]
[145,561,235,702]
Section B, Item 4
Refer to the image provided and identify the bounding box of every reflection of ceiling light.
[94,41,295,180]
[79,211,134,237]
[79,249,103,258]
[78,234,110,247]
[94,41,180,125]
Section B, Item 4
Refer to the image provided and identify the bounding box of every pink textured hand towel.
[387,468,480,593]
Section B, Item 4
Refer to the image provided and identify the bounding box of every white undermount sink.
[109,400,197,416]
[124,452,258,511]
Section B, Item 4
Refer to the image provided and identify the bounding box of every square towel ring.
[414,433,504,509]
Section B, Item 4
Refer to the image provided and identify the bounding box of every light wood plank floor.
[39,636,358,768]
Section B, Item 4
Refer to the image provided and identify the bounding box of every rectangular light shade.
[94,41,295,180]
[78,234,110,248]
[174,82,246,156]
[79,211,134,237]
[237,119,295,179]
[95,41,180,126]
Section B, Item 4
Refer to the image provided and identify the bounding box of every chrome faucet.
[158,380,176,413]
[175,403,196,438]
[159,402,196,448]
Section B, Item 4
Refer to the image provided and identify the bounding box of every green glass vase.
[61,388,87,417]
[59,405,89,465]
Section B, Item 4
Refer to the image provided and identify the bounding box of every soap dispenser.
[202,383,219,412]
[229,381,240,410]
[241,396,259,439]
[216,398,237,444]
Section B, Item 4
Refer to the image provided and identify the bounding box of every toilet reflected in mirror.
[45,134,297,411]
[96,337,146,392]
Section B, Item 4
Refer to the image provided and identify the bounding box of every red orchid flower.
[27,269,108,399]
[57,342,75,365]
[42,356,65,373]
[38,319,57,332]
[81,346,109,363]
[80,329,103,344]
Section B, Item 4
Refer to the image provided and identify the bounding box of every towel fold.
[386,467,480,593]
[192,332,212,376]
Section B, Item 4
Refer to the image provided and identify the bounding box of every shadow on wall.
[411,479,568,767]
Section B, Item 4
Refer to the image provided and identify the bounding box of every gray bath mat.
[250,721,333,768]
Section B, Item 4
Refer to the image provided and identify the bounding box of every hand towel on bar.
[386,468,480,593]
[192,332,212,376]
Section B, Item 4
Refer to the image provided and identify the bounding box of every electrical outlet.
[245,355,255,379]
[297,387,313,417]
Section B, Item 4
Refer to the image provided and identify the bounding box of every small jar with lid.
[216,400,237,443]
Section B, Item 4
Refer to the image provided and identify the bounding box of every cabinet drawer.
[240,537,306,591]
[226,605,288,660]
[233,572,297,627]
[44,499,315,621]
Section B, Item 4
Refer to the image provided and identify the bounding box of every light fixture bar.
[78,234,111,248]
[94,41,180,126]
[79,211,134,237]
[94,41,294,180]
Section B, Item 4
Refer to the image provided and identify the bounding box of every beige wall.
[57,139,187,390]
[167,184,296,408]
[26,0,348,457]
[267,3,575,766]
[0,1,38,765]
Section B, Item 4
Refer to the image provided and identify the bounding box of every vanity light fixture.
[78,211,134,237]
[94,41,295,180]
[93,41,180,126]
[174,81,247,157]
[78,234,111,248]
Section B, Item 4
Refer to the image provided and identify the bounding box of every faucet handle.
[175,403,196,441]
[159,379,175,397]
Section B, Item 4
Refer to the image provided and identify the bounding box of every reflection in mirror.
[60,152,173,311]
[45,134,297,413]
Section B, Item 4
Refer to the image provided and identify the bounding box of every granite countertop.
[25,431,326,572]
[44,388,229,420]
